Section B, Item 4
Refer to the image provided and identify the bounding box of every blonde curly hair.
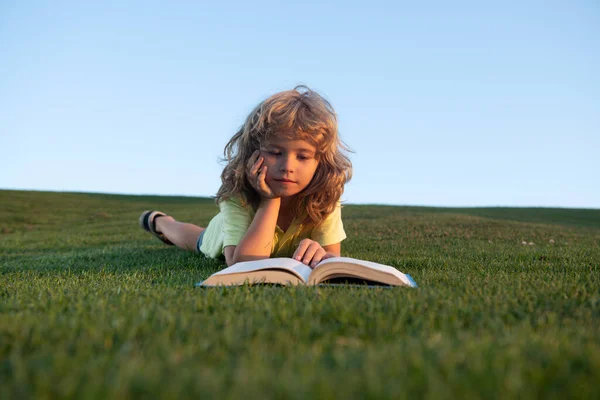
[215,85,353,226]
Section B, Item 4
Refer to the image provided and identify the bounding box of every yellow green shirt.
[199,197,346,259]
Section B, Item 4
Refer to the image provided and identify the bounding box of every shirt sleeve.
[311,203,346,247]
[220,198,253,248]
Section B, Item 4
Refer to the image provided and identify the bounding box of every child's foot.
[139,211,174,245]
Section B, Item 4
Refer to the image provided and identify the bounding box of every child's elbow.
[228,253,271,266]
[223,246,237,267]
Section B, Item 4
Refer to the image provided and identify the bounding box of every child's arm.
[323,242,341,257]
[227,197,281,266]
[225,151,280,266]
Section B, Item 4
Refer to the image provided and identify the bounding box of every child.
[139,85,352,268]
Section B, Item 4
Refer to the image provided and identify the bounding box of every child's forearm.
[232,197,280,263]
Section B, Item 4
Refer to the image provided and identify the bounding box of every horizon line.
[2,187,598,211]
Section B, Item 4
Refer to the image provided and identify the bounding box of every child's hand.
[293,239,336,269]
[246,150,277,199]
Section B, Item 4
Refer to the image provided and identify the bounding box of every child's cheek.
[261,154,275,169]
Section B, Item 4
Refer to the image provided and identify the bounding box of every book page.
[313,257,416,287]
[210,257,311,282]
[291,262,313,283]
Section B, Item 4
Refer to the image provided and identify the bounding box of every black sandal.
[139,210,174,245]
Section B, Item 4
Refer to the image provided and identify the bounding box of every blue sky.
[1,1,599,208]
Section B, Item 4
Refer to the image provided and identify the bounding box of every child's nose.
[279,156,295,172]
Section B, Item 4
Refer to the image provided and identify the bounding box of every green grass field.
[1,189,599,399]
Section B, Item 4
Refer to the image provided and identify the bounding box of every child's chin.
[273,187,299,197]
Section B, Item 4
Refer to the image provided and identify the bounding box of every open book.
[198,257,417,287]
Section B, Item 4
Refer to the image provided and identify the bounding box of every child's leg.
[155,216,205,251]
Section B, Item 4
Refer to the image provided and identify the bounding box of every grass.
[1,189,599,399]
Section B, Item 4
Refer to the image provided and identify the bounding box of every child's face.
[259,137,319,199]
